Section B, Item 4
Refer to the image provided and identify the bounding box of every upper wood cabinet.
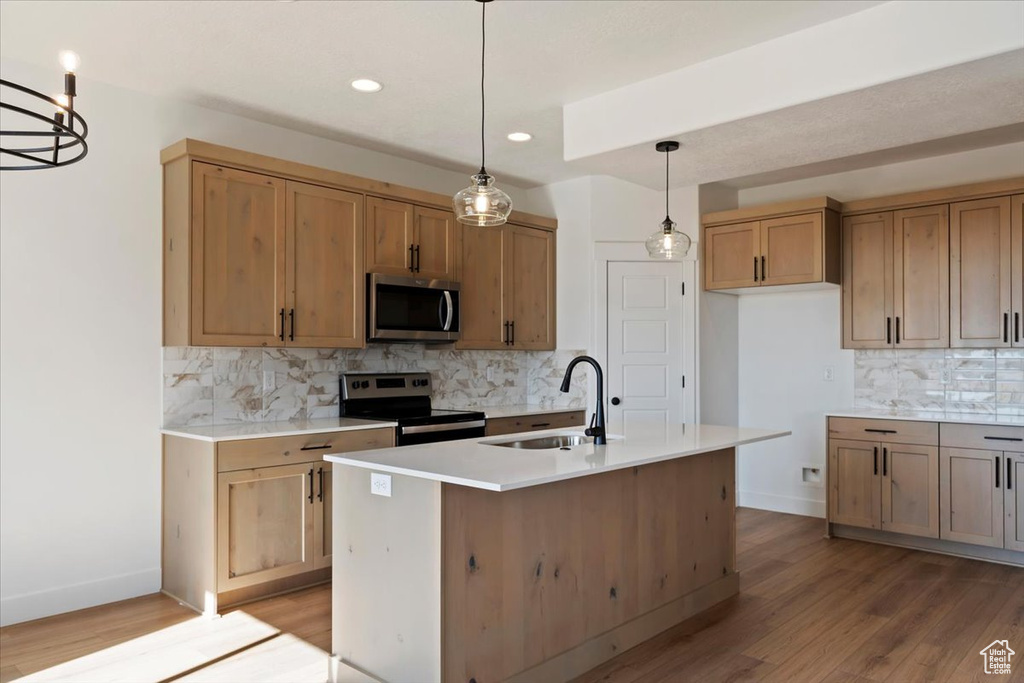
[950,197,1013,348]
[702,199,840,292]
[456,223,555,350]
[165,160,364,348]
[842,205,949,349]
[364,197,455,279]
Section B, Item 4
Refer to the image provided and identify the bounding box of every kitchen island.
[325,423,789,683]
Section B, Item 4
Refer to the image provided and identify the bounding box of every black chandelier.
[1,50,89,170]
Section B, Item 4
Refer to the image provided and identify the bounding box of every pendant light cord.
[665,148,669,217]
[479,1,487,175]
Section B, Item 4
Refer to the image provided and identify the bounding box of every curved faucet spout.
[560,355,607,445]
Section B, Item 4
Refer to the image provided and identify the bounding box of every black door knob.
[611,397,621,406]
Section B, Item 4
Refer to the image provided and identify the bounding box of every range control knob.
[351,381,359,389]
[360,381,370,389]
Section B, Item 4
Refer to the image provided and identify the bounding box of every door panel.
[506,225,555,350]
[704,221,760,290]
[455,224,506,349]
[286,182,364,348]
[217,463,315,591]
[759,212,822,286]
[951,197,1012,348]
[191,162,286,346]
[607,262,684,430]
[829,439,881,530]
[1010,194,1023,348]
[842,213,893,349]
[365,197,413,276]
[314,462,333,569]
[940,447,1003,548]
[893,205,948,348]
[881,443,938,538]
[413,207,455,279]
[1007,453,1024,552]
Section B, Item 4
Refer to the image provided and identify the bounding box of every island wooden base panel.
[832,524,1024,567]
[4,509,1023,683]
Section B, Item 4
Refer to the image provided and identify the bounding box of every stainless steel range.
[340,372,485,446]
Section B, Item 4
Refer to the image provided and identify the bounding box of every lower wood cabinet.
[484,410,586,437]
[940,447,1004,548]
[1007,453,1024,552]
[163,427,393,614]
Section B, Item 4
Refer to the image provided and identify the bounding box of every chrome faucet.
[560,355,607,445]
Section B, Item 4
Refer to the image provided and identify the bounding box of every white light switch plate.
[263,371,275,392]
[823,366,835,382]
[371,472,392,497]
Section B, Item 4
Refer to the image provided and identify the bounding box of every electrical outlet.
[941,368,952,384]
[487,366,495,383]
[823,366,835,382]
[263,371,275,392]
[371,472,392,497]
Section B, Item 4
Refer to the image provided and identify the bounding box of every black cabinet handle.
[761,255,766,281]
[308,469,314,503]
[300,444,333,451]
[895,317,901,344]
[289,308,295,341]
[984,436,1024,442]
[317,467,324,502]
[531,422,551,428]
[864,428,897,434]
[1016,312,1021,343]
[504,320,510,346]
[753,257,758,282]
[510,320,515,346]
[611,397,621,406]
[1004,312,1010,343]
[886,317,892,345]
[882,447,888,477]
[279,308,285,342]
[996,456,1001,489]
[408,244,415,272]
[1008,457,1013,491]
[414,245,421,273]
[874,446,878,476]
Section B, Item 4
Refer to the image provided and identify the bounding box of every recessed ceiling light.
[351,79,382,93]
[507,132,532,142]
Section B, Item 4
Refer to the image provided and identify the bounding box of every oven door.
[397,420,486,446]
[368,273,461,342]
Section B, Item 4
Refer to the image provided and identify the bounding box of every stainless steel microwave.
[367,273,461,343]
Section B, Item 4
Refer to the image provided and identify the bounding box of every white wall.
[0,58,539,626]
[733,141,1024,518]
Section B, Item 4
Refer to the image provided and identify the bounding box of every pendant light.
[453,0,512,226]
[645,141,691,259]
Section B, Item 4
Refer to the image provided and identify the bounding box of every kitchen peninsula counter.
[326,422,789,683]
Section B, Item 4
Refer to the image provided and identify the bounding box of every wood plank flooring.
[1,509,1021,682]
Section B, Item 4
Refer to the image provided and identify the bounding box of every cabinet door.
[217,463,315,591]
[506,225,555,350]
[951,197,1012,348]
[1006,453,1024,551]
[455,223,507,349]
[285,182,364,348]
[829,439,881,530]
[759,212,823,286]
[413,207,455,279]
[191,162,286,346]
[365,197,413,276]
[313,462,333,569]
[881,443,938,538]
[1011,194,1023,348]
[842,213,894,349]
[704,221,760,290]
[893,205,949,348]
[940,447,1004,548]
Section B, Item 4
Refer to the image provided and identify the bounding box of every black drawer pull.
[984,436,1024,442]
[300,444,333,451]
[531,422,551,428]
[864,428,897,434]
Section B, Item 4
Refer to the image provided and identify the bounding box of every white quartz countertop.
[325,423,789,491]
[161,417,397,442]
[826,409,1023,428]
[466,404,585,419]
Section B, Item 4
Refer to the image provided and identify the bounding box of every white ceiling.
[0,0,891,188]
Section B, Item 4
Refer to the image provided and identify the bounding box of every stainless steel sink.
[489,434,593,449]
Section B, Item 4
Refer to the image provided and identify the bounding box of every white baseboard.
[0,567,160,627]
[738,490,825,519]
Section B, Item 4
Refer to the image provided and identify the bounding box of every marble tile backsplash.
[163,345,588,427]
[854,348,1024,417]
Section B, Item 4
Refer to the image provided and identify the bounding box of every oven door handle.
[441,290,454,332]
[400,420,485,435]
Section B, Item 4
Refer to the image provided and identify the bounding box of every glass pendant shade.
[646,217,692,259]
[454,172,512,226]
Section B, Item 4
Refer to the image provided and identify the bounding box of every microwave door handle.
[442,290,454,331]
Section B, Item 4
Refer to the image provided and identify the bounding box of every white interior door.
[607,261,685,432]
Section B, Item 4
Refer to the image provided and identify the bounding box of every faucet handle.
[584,412,604,439]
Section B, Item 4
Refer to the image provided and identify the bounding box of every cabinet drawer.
[485,411,586,437]
[940,423,1024,451]
[828,417,937,445]
[217,428,394,472]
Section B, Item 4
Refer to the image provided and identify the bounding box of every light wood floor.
[1,509,1021,682]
